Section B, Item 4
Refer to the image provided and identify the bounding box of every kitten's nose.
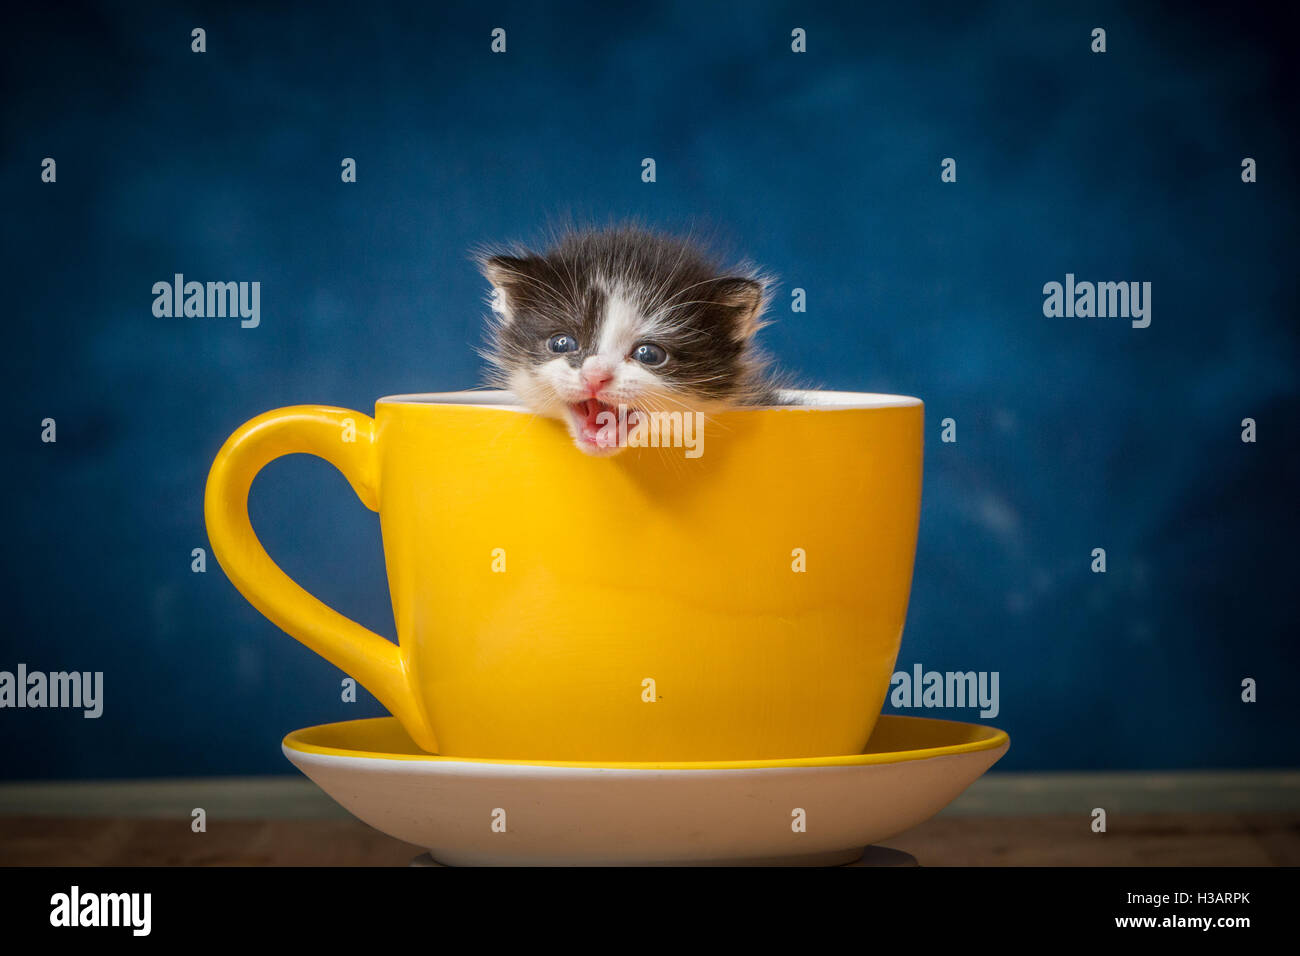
[582,365,613,393]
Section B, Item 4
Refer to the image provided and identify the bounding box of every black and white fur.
[476,226,784,455]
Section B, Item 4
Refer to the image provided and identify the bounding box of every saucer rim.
[281,714,1009,770]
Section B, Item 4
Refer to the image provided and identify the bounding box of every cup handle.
[203,405,434,752]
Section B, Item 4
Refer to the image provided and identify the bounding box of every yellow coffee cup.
[204,390,923,761]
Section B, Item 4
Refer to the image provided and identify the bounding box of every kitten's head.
[476,227,773,455]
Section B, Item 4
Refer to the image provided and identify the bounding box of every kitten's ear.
[479,254,539,289]
[706,277,767,342]
[478,254,544,318]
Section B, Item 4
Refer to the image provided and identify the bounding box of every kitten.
[476,226,783,455]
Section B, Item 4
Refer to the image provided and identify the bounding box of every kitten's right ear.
[479,254,531,289]
[477,254,542,318]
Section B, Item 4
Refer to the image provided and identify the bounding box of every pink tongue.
[580,399,603,429]
[576,399,621,447]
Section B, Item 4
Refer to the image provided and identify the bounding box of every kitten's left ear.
[707,277,766,342]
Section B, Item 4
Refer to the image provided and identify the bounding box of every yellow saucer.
[283,716,1009,866]
[284,714,1008,769]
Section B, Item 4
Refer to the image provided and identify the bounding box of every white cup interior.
[379,389,922,410]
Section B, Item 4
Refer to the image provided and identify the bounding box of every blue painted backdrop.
[4,1,1296,779]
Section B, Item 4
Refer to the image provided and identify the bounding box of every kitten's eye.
[631,343,668,367]
[547,333,580,354]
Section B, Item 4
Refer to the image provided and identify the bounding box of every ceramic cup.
[203,390,923,761]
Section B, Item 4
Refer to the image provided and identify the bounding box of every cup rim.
[377,388,922,410]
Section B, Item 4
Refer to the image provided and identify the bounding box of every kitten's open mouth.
[567,399,641,450]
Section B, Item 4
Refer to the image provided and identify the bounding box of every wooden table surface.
[1,813,1296,866]
[2,773,1296,866]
